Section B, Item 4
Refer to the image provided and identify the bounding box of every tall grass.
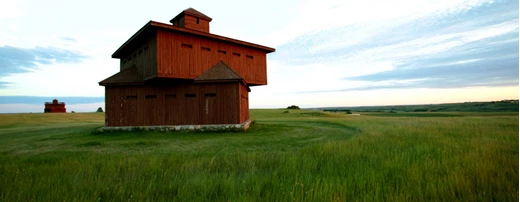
[0,110,517,201]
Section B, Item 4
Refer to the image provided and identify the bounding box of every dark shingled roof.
[194,61,243,82]
[99,66,143,86]
[170,7,212,23]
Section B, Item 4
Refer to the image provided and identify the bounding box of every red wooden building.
[44,99,66,113]
[99,8,275,127]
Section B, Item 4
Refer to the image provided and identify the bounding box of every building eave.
[111,21,154,58]
[112,21,275,58]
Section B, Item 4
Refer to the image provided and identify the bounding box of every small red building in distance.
[99,8,275,127]
[44,99,66,113]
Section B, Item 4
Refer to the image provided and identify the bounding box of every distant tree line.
[318,100,519,113]
[323,109,352,114]
[287,105,300,110]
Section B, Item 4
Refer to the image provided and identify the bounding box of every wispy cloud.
[0,81,10,88]
[0,96,104,105]
[270,0,518,92]
[59,36,76,42]
[0,45,87,77]
[0,102,105,113]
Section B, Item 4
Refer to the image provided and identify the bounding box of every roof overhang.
[99,66,144,86]
[112,21,275,58]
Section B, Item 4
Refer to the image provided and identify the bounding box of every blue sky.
[0,0,518,112]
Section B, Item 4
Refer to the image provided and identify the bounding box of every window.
[232,52,241,56]
[196,17,200,24]
[246,55,254,59]
[126,95,137,99]
[185,93,196,98]
[145,95,157,99]
[218,50,227,54]
[204,93,216,97]
[201,47,211,51]
[165,94,176,98]
[181,44,193,48]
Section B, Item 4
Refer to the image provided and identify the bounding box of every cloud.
[0,45,87,77]
[0,96,104,105]
[0,102,105,113]
[59,36,76,42]
[0,1,22,19]
[345,33,519,88]
[269,0,518,91]
[0,81,10,88]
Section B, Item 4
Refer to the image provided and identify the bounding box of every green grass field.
[0,110,517,201]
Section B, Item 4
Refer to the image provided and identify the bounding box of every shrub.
[96,107,103,112]
[287,105,300,110]
[345,110,352,114]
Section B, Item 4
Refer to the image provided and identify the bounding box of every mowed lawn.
[0,110,517,201]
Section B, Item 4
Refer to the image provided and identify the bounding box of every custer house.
[99,8,275,127]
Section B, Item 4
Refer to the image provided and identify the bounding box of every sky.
[0,0,518,113]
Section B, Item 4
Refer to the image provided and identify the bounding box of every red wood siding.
[239,83,249,123]
[120,36,157,79]
[44,104,66,113]
[183,15,210,32]
[44,99,66,113]
[105,83,242,126]
[156,30,267,85]
[103,9,272,127]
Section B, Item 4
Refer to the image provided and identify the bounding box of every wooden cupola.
[170,8,212,33]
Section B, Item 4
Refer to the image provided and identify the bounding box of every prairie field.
[0,110,517,201]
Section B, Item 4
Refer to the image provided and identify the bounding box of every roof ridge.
[170,7,212,23]
[215,61,242,78]
[195,61,243,81]
[183,8,212,20]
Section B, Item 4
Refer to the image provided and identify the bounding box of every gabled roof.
[99,66,143,86]
[194,61,243,82]
[170,7,212,23]
[112,21,275,58]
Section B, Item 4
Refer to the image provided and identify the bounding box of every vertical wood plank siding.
[120,37,157,79]
[103,11,274,127]
[156,31,267,85]
[105,83,241,126]
[238,83,250,123]
[183,15,210,32]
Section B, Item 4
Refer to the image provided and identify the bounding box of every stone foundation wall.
[96,119,253,133]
